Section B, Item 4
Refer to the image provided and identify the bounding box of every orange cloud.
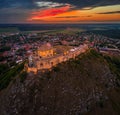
[30,5,71,20]
[28,5,120,23]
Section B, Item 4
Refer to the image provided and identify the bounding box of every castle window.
[51,62,53,66]
[40,63,43,67]
[57,59,60,63]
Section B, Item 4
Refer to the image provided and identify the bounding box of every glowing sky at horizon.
[28,5,120,23]
[0,0,120,23]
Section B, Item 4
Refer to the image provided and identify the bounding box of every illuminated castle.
[26,43,88,74]
[37,43,54,58]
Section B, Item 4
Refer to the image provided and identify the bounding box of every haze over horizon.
[0,0,120,24]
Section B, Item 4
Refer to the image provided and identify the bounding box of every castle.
[26,43,88,74]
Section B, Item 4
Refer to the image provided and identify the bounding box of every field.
[45,28,86,35]
[0,27,19,33]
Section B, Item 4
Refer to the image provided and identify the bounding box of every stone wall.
[27,44,88,74]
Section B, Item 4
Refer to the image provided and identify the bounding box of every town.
[0,29,120,74]
[0,29,120,63]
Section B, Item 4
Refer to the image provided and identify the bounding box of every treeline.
[0,46,11,52]
[87,29,120,39]
[0,64,9,74]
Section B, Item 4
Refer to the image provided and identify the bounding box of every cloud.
[97,11,120,14]
[35,1,70,8]
[0,0,120,23]
[0,0,120,9]
[0,8,30,23]
[55,16,80,18]
[30,5,71,20]
[0,0,35,9]
[46,0,120,9]
[55,15,92,18]
[84,15,92,17]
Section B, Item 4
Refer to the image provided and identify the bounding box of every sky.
[0,0,120,24]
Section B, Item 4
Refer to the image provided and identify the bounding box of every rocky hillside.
[0,50,120,115]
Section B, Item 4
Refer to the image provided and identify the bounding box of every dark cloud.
[82,15,92,17]
[0,0,120,9]
[0,0,120,23]
[0,8,30,23]
[97,11,120,14]
[55,15,92,18]
[55,16,80,18]
[45,0,120,9]
[0,0,35,9]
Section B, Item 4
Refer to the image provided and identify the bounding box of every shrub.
[20,71,27,83]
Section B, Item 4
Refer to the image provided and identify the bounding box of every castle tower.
[37,43,54,58]
[28,55,33,67]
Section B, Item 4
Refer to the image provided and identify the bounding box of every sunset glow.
[28,4,120,23]
[30,5,71,20]
[0,0,120,23]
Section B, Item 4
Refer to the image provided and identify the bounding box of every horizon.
[0,0,120,24]
[0,22,120,25]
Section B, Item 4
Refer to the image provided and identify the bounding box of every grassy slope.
[0,63,25,90]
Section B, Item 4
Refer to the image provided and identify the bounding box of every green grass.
[45,28,86,35]
[0,63,25,90]
[0,27,19,33]
[20,71,27,83]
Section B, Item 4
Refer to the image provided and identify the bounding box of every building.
[37,43,54,58]
[26,43,88,74]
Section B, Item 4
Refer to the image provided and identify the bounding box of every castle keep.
[26,43,88,74]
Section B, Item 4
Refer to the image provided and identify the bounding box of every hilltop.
[0,49,120,115]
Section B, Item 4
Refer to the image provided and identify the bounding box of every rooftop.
[38,43,53,51]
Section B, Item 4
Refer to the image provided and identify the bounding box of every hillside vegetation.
[0,63,25,90]
[0,50,120,115]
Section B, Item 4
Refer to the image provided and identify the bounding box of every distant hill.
[0,23,120,32]
[0,50,120,115]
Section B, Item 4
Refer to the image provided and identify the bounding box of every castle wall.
[27,67,37,74]
[27,44,88,73]
[38,49,54,58]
